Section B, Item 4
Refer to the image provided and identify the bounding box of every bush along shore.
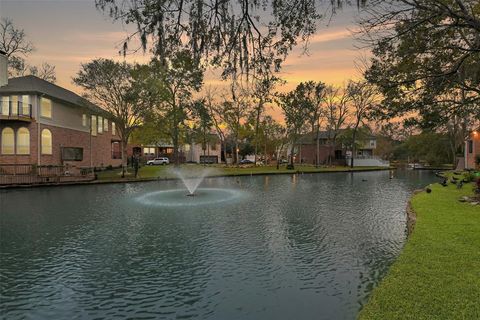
[359,172,480,320]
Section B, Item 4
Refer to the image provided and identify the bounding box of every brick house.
[292,130,388,167]
[465,130,480,169]
[0,52,122,170]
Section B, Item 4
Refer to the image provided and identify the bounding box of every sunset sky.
[0,0,370,99]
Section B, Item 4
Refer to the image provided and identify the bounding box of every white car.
[147,157,170,165]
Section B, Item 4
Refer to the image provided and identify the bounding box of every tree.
[295,81,326,167]
[219,84,251,165]
[0,18,56,82]
[401,133,453,166]
[360,0,480,146]
[323,85,350,165]
[346,80,377,167]
[277,86,312,169]
[260,115,285,166]
[191,99,214,165]
[95,0,366,78]
[73,59,144,176]
[204,88,228,163]
[250,74,281,165]
[133,51,204,165]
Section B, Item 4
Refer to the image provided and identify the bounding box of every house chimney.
[0,50,7,87]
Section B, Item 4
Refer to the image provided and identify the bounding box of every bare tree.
[250,74,281,165]
[324,85,350,165]
[204,87,229,164]
[0,18,57,82]
[346,80,377,167]
[0,18,34,58]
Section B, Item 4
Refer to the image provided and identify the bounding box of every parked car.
[147,157,170,165]
[239,159,254,164]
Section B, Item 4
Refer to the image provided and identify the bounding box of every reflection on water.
[0,169,437,320]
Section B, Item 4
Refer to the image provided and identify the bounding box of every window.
[82,114,87,127]
[11,96,18,115]
[1,127,14,154]
[16,127,30,154]
[21,95,30,116]
[98,116,103,134]
[112,122,116,136]
[40,98,52,118]
[143,147,155,155]
[41,129,52,155]
[104,118,108,132]
[211,143,217,151]
[1,96,8,115]
[91,115,97,136]
[61,147,83,161]
[468,140,473,153]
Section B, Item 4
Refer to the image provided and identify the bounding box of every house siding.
[0,94,122,168]
[465,132,480,169]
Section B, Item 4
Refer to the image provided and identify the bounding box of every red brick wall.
[296,144,336,165]
[1,120,122,168]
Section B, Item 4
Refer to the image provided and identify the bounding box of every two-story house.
[0,50,122,170]
[292,130,389,167]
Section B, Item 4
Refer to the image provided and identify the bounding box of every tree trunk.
[289,138,296,169]
[222,140,227,165]
[172,104,180,167]
[264,138,267,166]
[315,126,320,168]
[351,129,357,168]
[254,102,263,165]
[121,136,128,178]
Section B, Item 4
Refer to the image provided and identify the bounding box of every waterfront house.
[0,50,122,171]
[292,130,389,167]
[129,134,222,164]
[465,130,480,170]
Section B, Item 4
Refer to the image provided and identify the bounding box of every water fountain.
[135,167,245,207]
[173,167,212,196]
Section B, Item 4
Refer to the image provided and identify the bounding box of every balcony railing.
[0,101,33,120]
[0,164,95,186]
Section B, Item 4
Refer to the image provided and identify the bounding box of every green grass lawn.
[359,181,480,320]
[96,164,392,181]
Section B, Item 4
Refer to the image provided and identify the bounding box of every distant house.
[465,130,479,169]
[0,54,122,170]
[128,133,222,164]
[292,130,389,167]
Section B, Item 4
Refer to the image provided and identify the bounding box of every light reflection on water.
[0,169,438,320]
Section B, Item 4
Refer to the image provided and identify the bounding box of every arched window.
[41,129,52,155]
[1,127,14,154]
[16,127,30,155]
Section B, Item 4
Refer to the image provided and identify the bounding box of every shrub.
[464,172,476,183]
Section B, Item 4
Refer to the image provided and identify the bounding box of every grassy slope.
[96,165,391,181]
[359,182,480,320]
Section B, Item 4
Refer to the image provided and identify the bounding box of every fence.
[0,164,95,186]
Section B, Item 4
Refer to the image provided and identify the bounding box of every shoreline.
[359,179,479,319]
[0,166,393,190]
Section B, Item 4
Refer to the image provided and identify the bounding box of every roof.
[297,130,376,145]
[0,75,109,117]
